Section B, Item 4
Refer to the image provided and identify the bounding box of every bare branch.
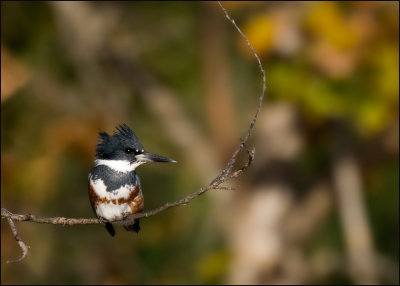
[1,208,99,225]
[3,212,29,263]
[1,2,266,262]
[211,1,266,185]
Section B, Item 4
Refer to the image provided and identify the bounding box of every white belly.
[96,202,131,221]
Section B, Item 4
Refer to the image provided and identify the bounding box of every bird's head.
[95,124,176,172]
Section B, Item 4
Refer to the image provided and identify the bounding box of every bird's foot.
[122,213,133,220]
[98,216,108,224]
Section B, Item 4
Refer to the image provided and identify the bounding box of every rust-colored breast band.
[88,184,141,205]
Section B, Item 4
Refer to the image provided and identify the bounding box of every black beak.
[136,152,176,163]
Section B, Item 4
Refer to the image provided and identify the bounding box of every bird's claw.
[98,217,108,224]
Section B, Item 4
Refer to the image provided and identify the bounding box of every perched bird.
[88,124,176,236]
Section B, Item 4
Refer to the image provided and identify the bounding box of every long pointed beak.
[136,152,176,163]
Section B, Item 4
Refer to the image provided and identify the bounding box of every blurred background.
[1,1,398,284]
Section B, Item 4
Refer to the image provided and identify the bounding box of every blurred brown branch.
[1,1,265,264]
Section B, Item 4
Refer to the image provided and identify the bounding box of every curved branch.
[1,186,236,225]
[1,1,265,263]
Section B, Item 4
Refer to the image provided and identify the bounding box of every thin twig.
[211,1,266,185]
[4,215,29,263]
[1,2,266,263]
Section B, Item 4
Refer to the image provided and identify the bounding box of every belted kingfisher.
[88,124,176,236]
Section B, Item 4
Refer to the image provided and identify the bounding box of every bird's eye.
[125,148,143,155]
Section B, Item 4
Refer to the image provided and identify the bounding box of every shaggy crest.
[95,124,143,159]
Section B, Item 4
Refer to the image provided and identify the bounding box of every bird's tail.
[105,222,115,237]
[124,219,141,233]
